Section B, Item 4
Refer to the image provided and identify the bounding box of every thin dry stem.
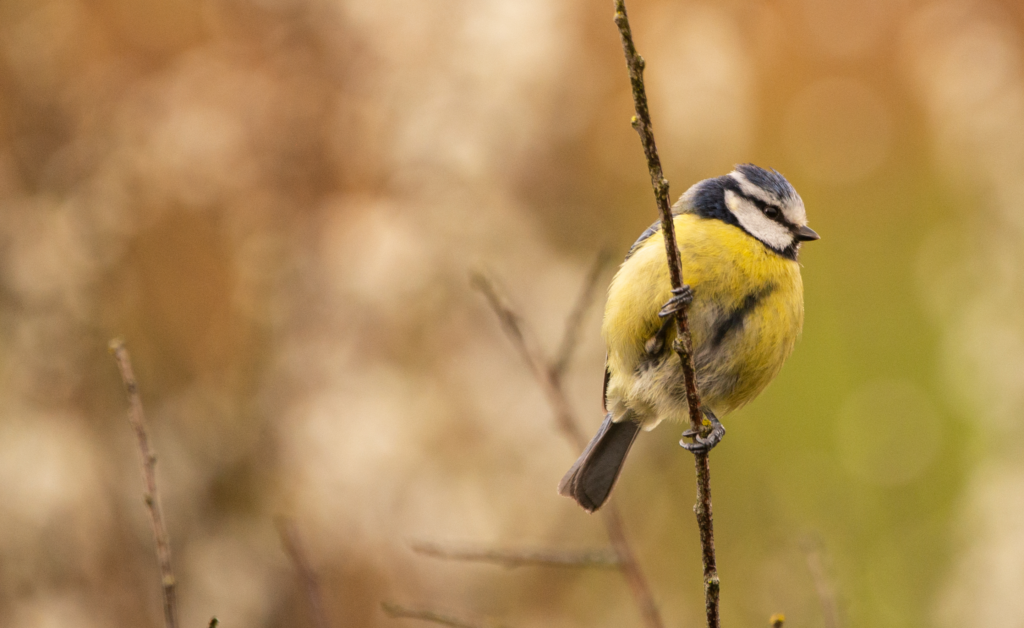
[801,536,842,628]
[410,541,619,569]
[600,504,663,627]
[277,518,332,628]
[472,270,664,628]
[108,338,178,628]
[552,248,612,379]
[381,602,510,628]
[470,272,586,447]
[611,2,720,626]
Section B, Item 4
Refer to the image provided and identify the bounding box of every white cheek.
[724,190,795,251]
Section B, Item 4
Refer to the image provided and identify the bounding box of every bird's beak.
[795,225,820,241]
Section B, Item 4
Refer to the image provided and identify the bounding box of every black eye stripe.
[734,189,784,221]
[720,178,785,218]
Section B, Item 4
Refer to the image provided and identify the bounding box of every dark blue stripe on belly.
[710,284,777,348]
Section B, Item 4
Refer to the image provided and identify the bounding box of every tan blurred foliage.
[2,0,1024,627]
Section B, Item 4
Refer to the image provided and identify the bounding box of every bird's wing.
[624,219,662,260]
[603,218,670,412]
[602,356,610,412]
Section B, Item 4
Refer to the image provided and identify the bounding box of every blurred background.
[1,0,1023,626]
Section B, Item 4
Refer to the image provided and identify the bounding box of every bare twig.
[108,338,178,628]
[410,541,620,569]
[277,518,332,628]
[552,249,612,379]
[800,536,842,628]
[770,613,785,628]
[600,505,663,626]
[472,271,665,628]
[470,272,587,447]
[381,602,511,628]
[611,2,720,626]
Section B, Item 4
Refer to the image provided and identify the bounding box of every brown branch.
[381,602,511,628]
[600,505,663,626]
[470,272,587,448]
[410,541,620,569]
[277,518,332,628]
[472,272,665,628]
[551,249,612,379]
[800,536,842,628]
[611,3,720,627]
[108,338,178,628]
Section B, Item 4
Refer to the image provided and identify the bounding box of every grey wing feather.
[625,192,694,260]
[624,220,662,260]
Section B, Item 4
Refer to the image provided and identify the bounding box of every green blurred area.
[1,0,1022,627]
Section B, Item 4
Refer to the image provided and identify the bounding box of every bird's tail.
[558,413,641,512]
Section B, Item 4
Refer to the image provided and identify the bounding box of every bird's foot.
[659,285,694,319]
[680,412,726,455]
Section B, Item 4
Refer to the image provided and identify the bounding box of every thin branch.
[611,3,720,627]
[381,602,511,628]
[108,338,178,628]
[472,272,665,628]
[800,536,842,628]
[470,272,587,447]
[599,505,663,626]
[410,541,620,569]
[551,249,612,379]
[277,518,332,628]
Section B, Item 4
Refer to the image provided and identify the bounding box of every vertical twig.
[801,536,842,628]
[611,3,720,627]
[472,262,665,628]
[470,273,587,448]
[600,505,663,628]
[551,248,612,379]
[109,338,178,628]
[278,518,332,628]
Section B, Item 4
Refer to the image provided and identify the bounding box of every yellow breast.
[602,213,804,424]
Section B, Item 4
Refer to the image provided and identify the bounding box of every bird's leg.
[647,286,693,354]
[644,320,672,356]
[680,409,726,454]
[659,285,694,319]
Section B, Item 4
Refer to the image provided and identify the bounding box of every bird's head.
[676,164,819,260]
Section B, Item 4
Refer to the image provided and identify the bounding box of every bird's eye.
[764,205,781,219]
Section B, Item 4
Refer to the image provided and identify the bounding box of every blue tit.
[559,164,819,512]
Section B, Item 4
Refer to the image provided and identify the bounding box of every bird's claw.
[659,285,694,319]
[680,413,726,455]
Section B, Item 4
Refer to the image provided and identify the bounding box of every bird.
[558,164,819,512]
